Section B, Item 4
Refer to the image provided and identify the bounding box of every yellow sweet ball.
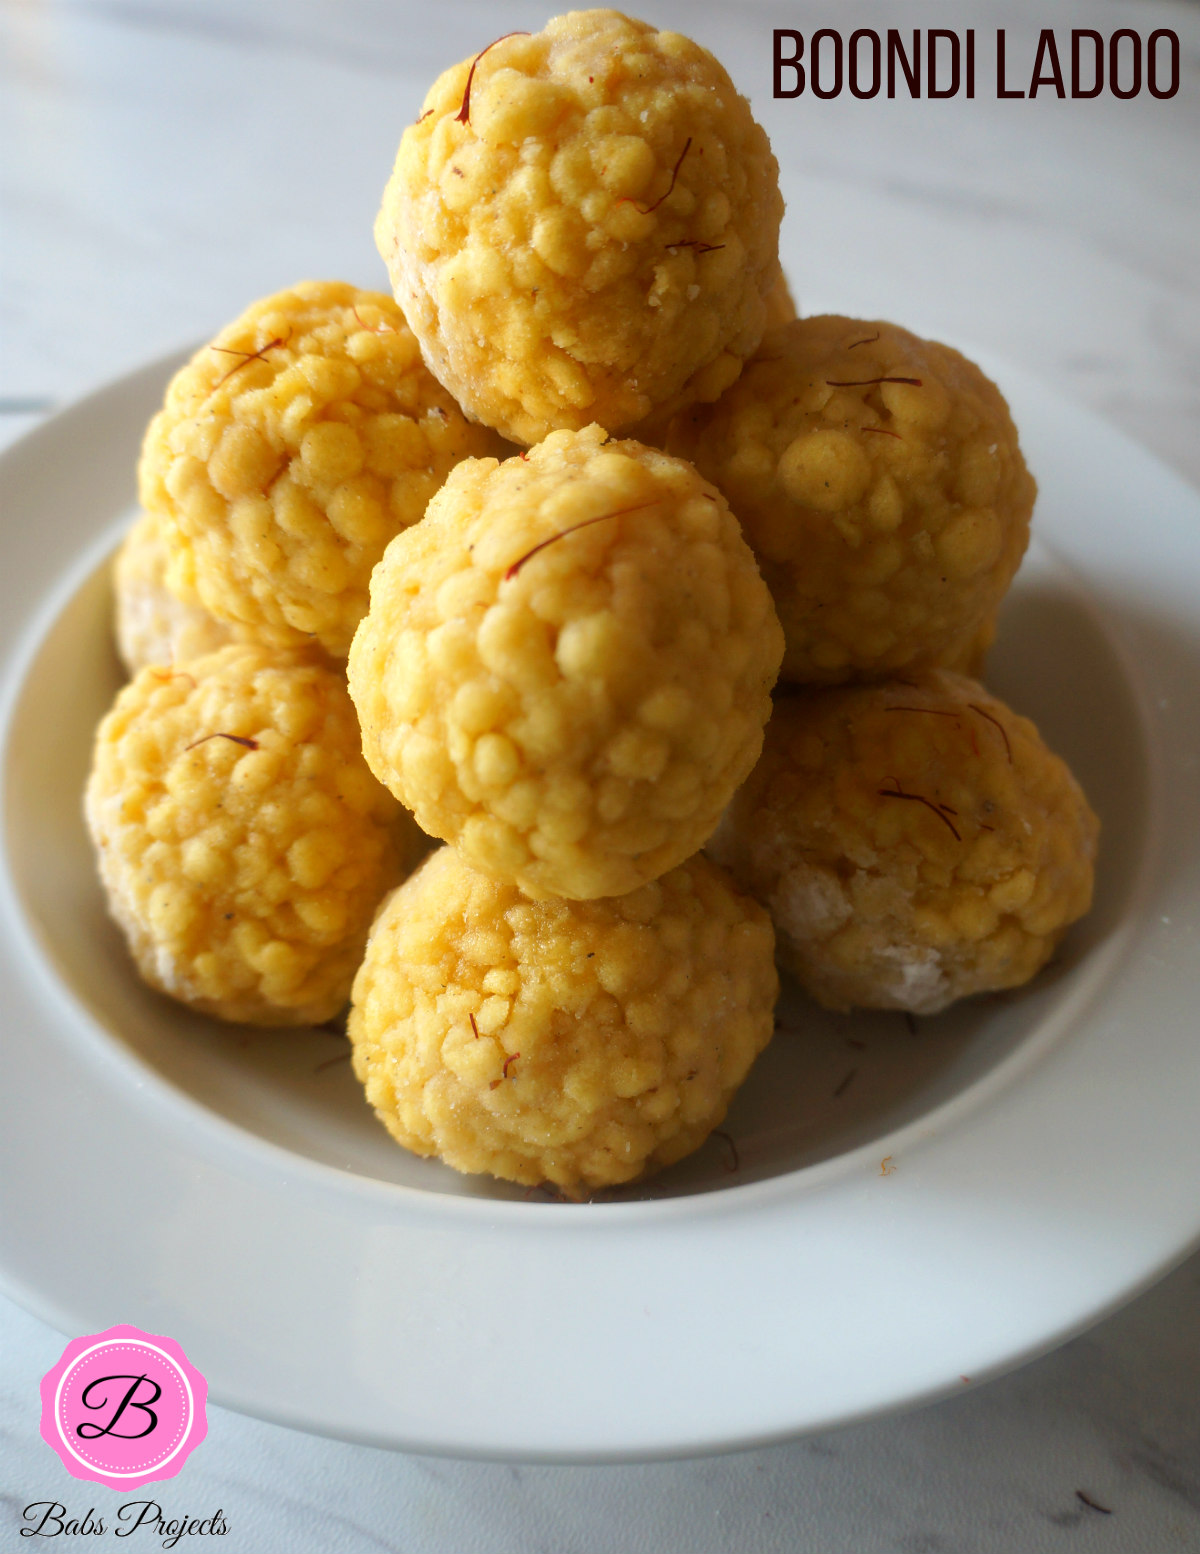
[113,510,251,676]
[763,264,797,329]
[375,10,784,445]
[85,642,423,1026]
[347,425,784,900]
[707,671,1098,1014]
[349,846,778,1195]
[942,613,996,680]
[665,316,1036,684]
[628,264,796,449]
[138,280,508,657]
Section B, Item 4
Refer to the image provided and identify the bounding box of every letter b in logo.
[40,1326,207,1490]
[76,1373,163,1439]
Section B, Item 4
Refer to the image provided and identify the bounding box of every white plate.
[1,351,1198,1462]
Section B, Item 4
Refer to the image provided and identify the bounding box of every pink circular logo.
[40,1325,207,1490]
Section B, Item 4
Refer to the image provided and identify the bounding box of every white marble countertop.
[3,0,1200,1548]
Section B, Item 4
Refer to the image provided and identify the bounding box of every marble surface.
[3,0,1200,1548]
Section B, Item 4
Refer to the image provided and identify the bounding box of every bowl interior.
[4,530,1148,1201]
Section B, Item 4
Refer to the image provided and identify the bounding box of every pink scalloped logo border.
[40,1325,208,1490]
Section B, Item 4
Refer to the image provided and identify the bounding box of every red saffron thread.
[314,1050,352,1074]
[456,32,529,125]
[833,1066,858,1099]
[503,499,655,580]
[877,781,961,840]
[184,732,260,753]
[714,1129,740,1173]
[524,1183,567,1202]
[621,136,692,214]
[862,426,902,439]
[847,332,881,350]
[416,108,434,123]
[968,703,1013,763]
[490,1051,520,1087]
[352,305,396,335]
[667,240,725,255]
[883,706,960,720]
[469,1013,480,1039]
[1075,1492,1112,1516]
[210,333,288,388]
[825,375,923,388]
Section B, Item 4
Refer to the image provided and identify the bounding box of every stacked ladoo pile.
[85,10,1098,1197]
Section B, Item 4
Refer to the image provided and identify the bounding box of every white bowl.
[1,351,1197,1460]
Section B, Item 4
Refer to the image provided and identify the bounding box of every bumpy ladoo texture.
[138,280,507,656]
[666,316,1035,684]
[707,671,1098,1014]
[85,642,421,1025]
[375,9,783,444]
[113,509,250,676]
[349,847,778,1193]
[348,425,783,900]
